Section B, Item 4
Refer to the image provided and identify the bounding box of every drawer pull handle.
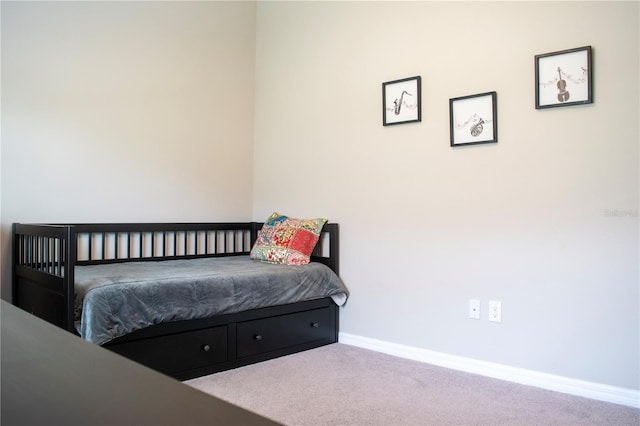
[254,334,263,341]
[202,344,211,352]
[311,322,319,328]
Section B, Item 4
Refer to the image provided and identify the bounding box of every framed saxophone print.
[382,76,421,126]
[449,91,497,147]
[535,46,592,109]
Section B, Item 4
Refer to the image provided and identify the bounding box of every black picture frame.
[535,46,592,109]
[449,91,497,147]
[382,76,421,126]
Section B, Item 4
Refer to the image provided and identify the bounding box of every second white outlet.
[489,300,502,323]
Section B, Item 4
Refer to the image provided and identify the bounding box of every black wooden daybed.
[12,221,346,380]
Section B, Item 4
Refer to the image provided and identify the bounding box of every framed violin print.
[449,91,497,147]
[382,76,421,126]
[535,46,592,109]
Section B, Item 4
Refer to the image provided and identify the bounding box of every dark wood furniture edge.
[1,300,280,426]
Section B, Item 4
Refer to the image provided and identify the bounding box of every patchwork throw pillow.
[250,212,327,265]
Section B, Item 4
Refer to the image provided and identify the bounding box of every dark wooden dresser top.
[1,300,280,426]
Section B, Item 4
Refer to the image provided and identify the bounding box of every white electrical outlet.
[469,299,481,320]
[489,300,502,323]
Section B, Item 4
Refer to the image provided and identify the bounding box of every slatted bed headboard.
[12,222,339,331]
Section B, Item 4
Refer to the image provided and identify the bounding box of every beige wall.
[253,1,639,390]
[1,1,256,297]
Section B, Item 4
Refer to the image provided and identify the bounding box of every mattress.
[74,256,348,345]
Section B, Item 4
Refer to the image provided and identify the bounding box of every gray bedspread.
[74,256,348,345]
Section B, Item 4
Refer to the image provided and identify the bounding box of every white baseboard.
[339,332,640,409]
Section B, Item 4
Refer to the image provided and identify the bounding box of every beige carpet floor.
[186,343,639,426]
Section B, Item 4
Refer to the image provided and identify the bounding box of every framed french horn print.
[382,76,421,126]
[535,46,592,109]
[449,91,497,147]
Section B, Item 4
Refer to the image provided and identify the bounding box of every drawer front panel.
[107,326,227,374]
[237,308,332,358]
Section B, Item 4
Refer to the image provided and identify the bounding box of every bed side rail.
[75,222,339,274]
[71,223,255,266]
[12,224,76,331]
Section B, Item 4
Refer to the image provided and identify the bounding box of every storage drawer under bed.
[236,307,333,358]
[107,326,228,374]
[102,299,338,379]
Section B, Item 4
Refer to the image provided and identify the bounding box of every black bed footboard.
[12,224,76,331]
